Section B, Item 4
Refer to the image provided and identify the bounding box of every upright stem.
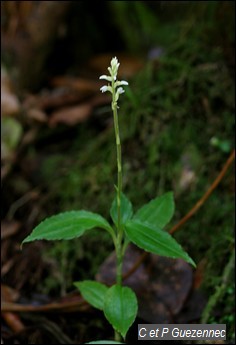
[112,99,123,287]
[112,88,124,343]
[113,102,122,233]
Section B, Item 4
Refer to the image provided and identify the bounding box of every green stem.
[115,330,122,342]
[116,242,123,286]
[113,102,122,235]
[112,91,123,284]
[112,94,123,343]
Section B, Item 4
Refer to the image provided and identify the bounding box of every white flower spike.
[99,57,128,103]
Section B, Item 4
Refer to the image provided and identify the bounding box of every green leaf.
[110,192,133,227]
[124,220,196,267]
[133,192,174,228]
[104,285,138,339]
[74,280,108,311]
[22,210,113,244]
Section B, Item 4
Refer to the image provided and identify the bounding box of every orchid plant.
[22,57,195,344]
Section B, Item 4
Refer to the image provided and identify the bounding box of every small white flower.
[99,57,128,102]
[115,87,125,102]
[100,86,109,93]
[99,75,112,82]
[115,80,129,87]
[100,85,112,93]
[117,87,125,94]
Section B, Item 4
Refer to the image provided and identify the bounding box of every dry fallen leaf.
[1,67,21,116]
[26,108,48,123]
[1,221,21,240]
[97,244,193,323]
[49,103,92,127]
[1,91,20,116]
[51,76,102,93]
[175,289,207,323]
[1,284,25,333]
[23,87,92,112]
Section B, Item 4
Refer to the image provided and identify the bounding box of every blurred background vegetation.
[1,1,235,343]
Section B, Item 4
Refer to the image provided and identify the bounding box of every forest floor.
[1,2,235,344]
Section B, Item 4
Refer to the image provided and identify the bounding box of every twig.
[123,150,235,281]
[169,150,235,234]
[1,298,89,313]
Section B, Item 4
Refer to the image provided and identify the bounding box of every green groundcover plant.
[22,57,195,344]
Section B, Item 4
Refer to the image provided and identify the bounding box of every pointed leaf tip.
[134,192,175,229]
[22,210,113,244]
[124,220,196,268]
[104,285,138,339]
